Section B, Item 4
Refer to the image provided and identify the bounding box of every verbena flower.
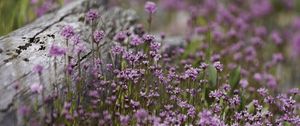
[75,42,86,54]
[197,109,225,126]
[93,30,105,44]
[33,64,43,74]
[86,9,99,22]
[120,115,130,126]
[111,45,125,55]
[213,61,223,72]
[72,35,81,45]
[135,109,148,123]
[115,31,127,42]
[30,83,43,93]
[144,1,157,14]
[18,105,30,116]
[61,25,75,39]
[49,44,66,57]
[130,36,143,46]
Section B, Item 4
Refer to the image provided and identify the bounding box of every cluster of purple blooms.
[18,0,300,125]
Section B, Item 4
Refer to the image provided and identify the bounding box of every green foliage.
[0,0,67,36]
[0,0,31,36]
[229,66,241,92]
[207,65,218,88]
[182,40,201,59]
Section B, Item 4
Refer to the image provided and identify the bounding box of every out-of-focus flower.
[18,105,30,116]
[49,44,66,57]
[33,64,43,74]
[115,31,127,42]
[111,45,125,55]
[31,0,38,4]
[135,108,148,123]
[120,115,130,126]
[240,79,249,88]
[93,30,105,44]
[61,25,75,39]
[197,109,225,126]
[292,33,300,57]
[145,1,157,14]
[130,36,143,46]
[271,31,283,45]
[72,35,81,45]
[35,0,53,17]
[213,61,223,72]
[143,34,155,43]
[75,42,86,54]
[30,83,43,93]
[86,9,99,22]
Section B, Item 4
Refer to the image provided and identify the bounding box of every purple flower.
[130,36,143,46]
[266,74,277,89]
[115,31,127,42]
[74,42,86,54]
[293,17,300,29]
[197,109,225,126]
[18,105,30,116]
[255,26,267,37]
[31,0,38,4]
[288,88,299,95]
[35,0,53,17]
[86,9,99,22]
[253,73,263,81]
[150,42,161,51]
[135,109,148,123]
[93,30,105,44]
[111,45,125,55]
[88,90,99,98]
[49,44,66,57]
[61,25,75,39]
[145,1,157,14]
[143,34,155,43]
[240,79,249,88]
[195,26,208,34]
[257,88,268,96]
[292,33,300,57]
[183,67,200,80]
[213,61,223,72]
[120,115,130,126]
[210,54,220,62]
[33,64,43,74]
[209,90,226,101]
[272,53,284,63]
[66,63,74,75]
[71,35,81,45]
[200,62,209,69]
[271,31,283,45]
[229,95,241,107]
[30,83,43,93]
[250,0,272,17]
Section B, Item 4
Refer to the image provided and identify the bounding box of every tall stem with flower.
[86,9,99,64]
[144,1,157,32]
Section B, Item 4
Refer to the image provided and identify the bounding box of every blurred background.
[0,0,299,90]
[0,0,70,36]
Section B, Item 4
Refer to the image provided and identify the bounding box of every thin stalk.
[147,14,152,32]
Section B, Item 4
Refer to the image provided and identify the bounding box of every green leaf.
[229,66,241,91]
[196,17,207,26]
[238,94,245,111]
[246,101,255,113]
[207,65,217,88]
[182,40,201,59]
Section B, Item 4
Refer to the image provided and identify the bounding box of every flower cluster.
[18,0,300,126]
